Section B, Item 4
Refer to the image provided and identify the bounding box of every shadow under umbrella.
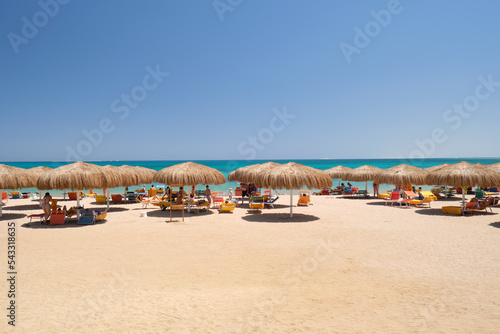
[2,204,42,211]
[21,220,106,229]
[489,222,500,228]
[241,212,319,223]
[145,209,215,219]
[0,213,27,220]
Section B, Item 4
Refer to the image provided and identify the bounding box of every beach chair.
[95,195,107,204]
[218,202,236,213]
[27,213,45,223]
[297,195,309,206]
[78,210,96,225]
[212,196,224,209]
[409,191,437,208]
[68,192,83,200]
[401,191,418,207]
[249,196,264,213]
[384,191,401,205]
[355,189,368,198]
[95,210,107,221]
[127,192,138,202]
[10,191,22,199]
[475,189,484,199]
[111,194,123,203]
[84,189,96,197]
[148,188,157,197]
[51,199,58,212]
[50,210,66,225]
[2,191,8,204]
[321,189,330,196]
[263,196,279,208]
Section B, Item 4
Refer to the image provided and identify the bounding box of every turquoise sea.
[2,158,500,196]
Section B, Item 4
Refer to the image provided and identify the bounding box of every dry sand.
[1,193,500,333]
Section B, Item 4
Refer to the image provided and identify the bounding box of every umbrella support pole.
[290,189,293,218]
[39,190,42,207]
[461,186,466,207]
[76,191,81,220]
[106,188,110,211]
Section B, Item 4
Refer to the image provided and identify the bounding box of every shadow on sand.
[2,204,42,211]
[241,212,319,223]
[0,213,27,220]
[21,219,107,229]
[489,222,500,228]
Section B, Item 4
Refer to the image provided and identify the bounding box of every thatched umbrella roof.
[36,161,122,190]
[426,161,500,206]
[486,162,500,173]
[0,164,33,189]
[25,166,53,188]
[253,162,332,217]
[153,162,226,186]
[423,163,449,173]
[228,162,281,185]
[426,161,500,188]
[324,165,352,180]
[255,162,332,190]
[344,165,383,182]
[374,164,427,186]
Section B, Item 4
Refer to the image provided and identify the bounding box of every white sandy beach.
[1,194,500,333]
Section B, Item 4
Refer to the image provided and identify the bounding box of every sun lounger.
[10,191,22,199]
[95,195,107,204]
[384,191,401,205]
[263,196,279,208]
[219,202,236,213]
[27,213,45,223]
[355,189,368,198]
[401,191,418,206]
[68,192,83,200]
[443,200,493,215]
[50,210,66,225]
[212,196,224,209]
[78,210,96,225]
[127,192,138,202]
[111,194,123,203]
[249,196,265,212]
[409,191,437,208]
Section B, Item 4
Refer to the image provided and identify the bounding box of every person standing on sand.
[41,192,52,224]
[373,183,379,197]
[205,185,212,206]
[240,183,248,204]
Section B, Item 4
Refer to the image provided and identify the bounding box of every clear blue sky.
[1,0,499,162]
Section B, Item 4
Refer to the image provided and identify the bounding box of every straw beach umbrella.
[344,165,383,191]
[0,164,33,217]
[228,162,281,185]
[254,162,332,217]
[426,161,500,206]
[153,162,226,221]
[374,164,427,187]
[423,164,449,173]
[324,165,352,186]
[37,161,122,217]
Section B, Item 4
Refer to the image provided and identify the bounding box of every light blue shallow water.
[2,158,500,196]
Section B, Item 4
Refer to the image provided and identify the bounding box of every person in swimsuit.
[41,192,52,224]
[240,183,248,204]
[205,185,212,206]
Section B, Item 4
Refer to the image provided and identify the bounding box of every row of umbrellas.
[2,161,500,218]
[324,162,500,188]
